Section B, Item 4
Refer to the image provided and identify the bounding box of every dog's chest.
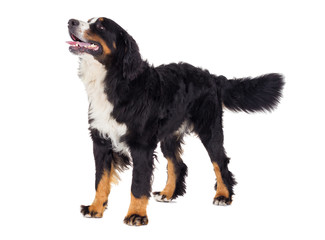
[79,56,130,156]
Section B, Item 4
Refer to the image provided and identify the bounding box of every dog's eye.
[96,22,105,31]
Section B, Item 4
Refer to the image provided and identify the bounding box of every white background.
[1,0,324,239]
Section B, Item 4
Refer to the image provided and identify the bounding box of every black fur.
[90,129,113,190]
[68,17,284,224]
[222,73,284,112]
[129,146,156,198]
[90,129,130,190]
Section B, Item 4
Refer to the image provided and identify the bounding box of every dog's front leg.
[81,129,116,218]
[124,147,155,226]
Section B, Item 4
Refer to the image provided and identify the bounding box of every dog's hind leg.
[190,95,236,205]
[153,135,188,202]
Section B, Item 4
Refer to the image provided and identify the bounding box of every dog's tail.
[220,73,284,113]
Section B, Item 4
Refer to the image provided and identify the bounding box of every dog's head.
[67,17,143,80]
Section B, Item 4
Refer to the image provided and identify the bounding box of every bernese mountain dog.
[67,17,284,226]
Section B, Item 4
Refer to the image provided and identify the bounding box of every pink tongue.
[66,41,77,45]
[66,41,90,47]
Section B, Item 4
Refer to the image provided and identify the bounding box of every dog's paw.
[153,191,172,202]
[124,214,148,226]
[213,196,232,206]
[80,205,104,218]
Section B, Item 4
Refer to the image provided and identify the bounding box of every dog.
[67,17,284,226]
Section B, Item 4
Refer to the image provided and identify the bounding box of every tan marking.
[126,194,148,217]
[113,41,117,49]
[88,165,118,217]
[160,158,177,199]
[213,162,229,199]
[84,30,112,56]
[99,17,104,22]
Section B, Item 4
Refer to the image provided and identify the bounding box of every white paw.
[153,192,172,202]
[213,199,228,206]
[213,196,231,206]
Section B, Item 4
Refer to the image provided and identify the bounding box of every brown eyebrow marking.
[87,18,94,23]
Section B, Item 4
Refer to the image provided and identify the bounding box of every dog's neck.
[78,55,107,88]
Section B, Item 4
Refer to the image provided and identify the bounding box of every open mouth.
[67,32,101,54]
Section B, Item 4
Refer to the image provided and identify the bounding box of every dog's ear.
[122,33,143,81]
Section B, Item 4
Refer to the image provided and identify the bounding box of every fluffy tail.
[221,73,284,113]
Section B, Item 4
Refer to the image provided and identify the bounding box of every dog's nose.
[68,19,79,27]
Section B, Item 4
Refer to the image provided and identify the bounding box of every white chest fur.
[78,55,130,157]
